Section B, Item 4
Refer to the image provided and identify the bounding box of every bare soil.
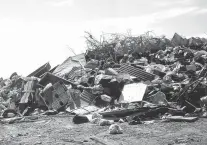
[1,115,207,145]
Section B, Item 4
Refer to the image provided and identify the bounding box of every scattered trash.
[1,31,207,131]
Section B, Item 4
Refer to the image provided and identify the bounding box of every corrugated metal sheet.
[67,66,82,80]
[118,63,155,81]
[80,90,95,104]
[53,53,86,77]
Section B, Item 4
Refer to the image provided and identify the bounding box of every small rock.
[34,141,42,144]
[58,112,65,115]
[185,113,191,117]
[11,135,17,138]
[83,140,88,142]
[128,120,142,125]
[127,116,142,125]
[73,115,89,124]
[118,119,125,123]
[91,113,102,119]
[109,124,123,134]
[202,112,207,118]
[99,119,113,126]
[7,113,16,118]
[143,120,155,124]
[17,133,23,136]
[91,118,101,124]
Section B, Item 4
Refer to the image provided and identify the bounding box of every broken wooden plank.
[164,116,198,122]
[90,136,118,145]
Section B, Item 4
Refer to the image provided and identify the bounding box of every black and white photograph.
[0,0,207,144]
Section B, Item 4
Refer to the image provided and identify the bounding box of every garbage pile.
[1,32,207,129]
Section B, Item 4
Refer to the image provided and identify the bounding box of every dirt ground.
[1,114,207,145]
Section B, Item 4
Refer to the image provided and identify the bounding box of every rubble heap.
[1,32,207,127]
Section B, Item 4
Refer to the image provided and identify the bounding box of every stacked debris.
[69,32,207,124]
[0,63,74,123]
[1,32,207,128]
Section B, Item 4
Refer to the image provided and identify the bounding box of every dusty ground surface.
[1,114,207,145]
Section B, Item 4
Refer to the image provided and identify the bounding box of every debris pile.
[1,32,207,132]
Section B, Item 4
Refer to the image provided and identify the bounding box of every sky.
[0,0,207,78]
